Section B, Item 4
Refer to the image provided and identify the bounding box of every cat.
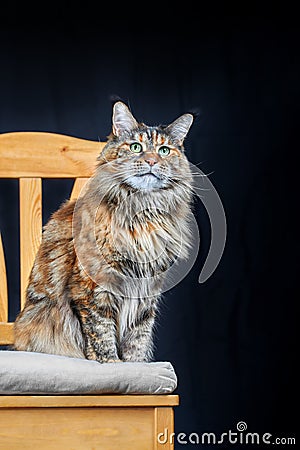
[14,101,194,363]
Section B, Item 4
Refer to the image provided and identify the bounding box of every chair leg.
[154,406,175,449]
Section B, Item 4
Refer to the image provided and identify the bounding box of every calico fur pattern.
[14,102,194,363]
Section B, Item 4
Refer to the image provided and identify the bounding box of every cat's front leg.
[121,304,156,362]
[77,291,121,363]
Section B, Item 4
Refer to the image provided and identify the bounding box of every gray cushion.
[0,351,177,395]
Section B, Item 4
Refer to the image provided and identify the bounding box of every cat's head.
[97,101,194,194]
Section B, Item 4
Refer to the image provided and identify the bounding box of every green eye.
[130,142,143,153]
[158,146,170,156]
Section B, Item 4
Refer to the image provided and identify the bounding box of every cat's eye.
[158,146,170,156]
[130,142,143,153]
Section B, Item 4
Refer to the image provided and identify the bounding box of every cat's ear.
[165,113,194,145]
[112,101,139,137]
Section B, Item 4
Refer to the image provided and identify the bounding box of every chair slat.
[70,178,89,201]
[0,233,8,322]
[0,132,104,178]
[0,322,14,345]
[19,178,42,310]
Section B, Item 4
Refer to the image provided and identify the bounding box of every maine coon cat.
[14,101,194,363]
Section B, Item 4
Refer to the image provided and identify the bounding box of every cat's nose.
[144,155,158,166]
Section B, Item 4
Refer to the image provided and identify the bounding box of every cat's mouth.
[125,171,166,190]
[137,172,159,179]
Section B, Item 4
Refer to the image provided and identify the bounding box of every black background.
[0,6,298,449]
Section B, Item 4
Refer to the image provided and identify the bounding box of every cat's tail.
[14,300,85,359]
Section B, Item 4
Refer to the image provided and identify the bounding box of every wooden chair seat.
[0,132,178,449]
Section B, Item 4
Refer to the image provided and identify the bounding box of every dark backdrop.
[0,12,298,449]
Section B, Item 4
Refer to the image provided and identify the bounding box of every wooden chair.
[0,131,178,450]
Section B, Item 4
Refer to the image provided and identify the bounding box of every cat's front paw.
[100,358,122,364]
[122,355,149,363]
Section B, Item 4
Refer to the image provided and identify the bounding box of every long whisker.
[189,171,214,177]
[168,176,209,194]
[94,159,210,200]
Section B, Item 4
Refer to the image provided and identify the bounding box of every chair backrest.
[0,132,105,345]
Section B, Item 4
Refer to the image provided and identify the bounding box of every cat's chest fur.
[95,209,183,278]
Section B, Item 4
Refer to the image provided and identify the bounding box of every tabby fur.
[14,102,194,362]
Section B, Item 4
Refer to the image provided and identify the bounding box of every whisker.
[168,176,209,193]
[190,171,214,177]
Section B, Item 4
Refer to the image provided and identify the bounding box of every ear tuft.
[165,113,194,144]
[112,101,139,137]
